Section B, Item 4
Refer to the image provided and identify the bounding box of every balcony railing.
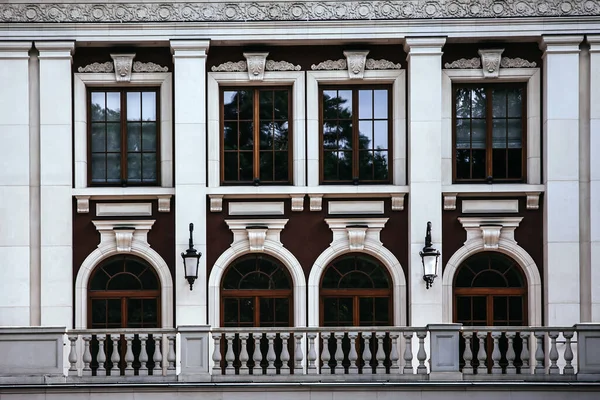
[1,324,599,384]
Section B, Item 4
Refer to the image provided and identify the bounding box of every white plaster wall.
[36,42,74,327]
[171,40,210,326]
[404,38,445,326]
[589,36,600,322]
[0,42,31,326]
[541,36,582,326]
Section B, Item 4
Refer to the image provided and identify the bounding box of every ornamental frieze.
[1,1,599,23]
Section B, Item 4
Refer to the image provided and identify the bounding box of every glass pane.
[455,149,470,179]
[223,122,238,150]
[507,149,522,179]
[128,299,142,324]
[223,152,238,181]
[127,123,142,152]
[239,121,254,150]
[274,121,288,150]
[492,89,507,118]
[238,90,253,120]
[374,297,390,324]
[223,91,239,120]
[126,92,141,121]
[141,92,156,121]
[338,151,352,181]
[259,90,273,120]
[91,92,106,121]
[338,121,353,150]
[127,153,141,181]
[274,151,289,181]
[223,299,239,326]
[509,297,523,321]
[142,299,158,326]
[142,123,157,151]
[471,119,486,149]
[507,89,522,117]
[456,120,470,149]
[472,296,487,322]
[107,299,121,324]
[374,151,388,180]
[142,153,157,181]
[91,123,106,152]
[274,90,289,120]
[471,88,486,118]
[373,120,388,149]
[259,122,273,150]
[323,151,337,181]
[239,152,253,181]
[106,92,120,121]
[472,149,486,179]
[259,151,273,181]
[507,120,522,148]
[358,90,372,119]
[106,153,121,183]
[455,88,470,118]
[492,148,507,179]
[493,296,508,321]
[239,298,254,324]
[107,123,121,152]
[456,297,472,322]
[338,90,353,117]
[260,298,275,324]
[91,300,107,324]
[359,150,373,180]
[323,123,338,149]
[374,90,388,119]
[359,297,374,324]
[91,154,106,183]
[274,298,290,325]
[322,90,338,120]
[358,121,372,149]
[138,267,159,290]
[492,119,507,149]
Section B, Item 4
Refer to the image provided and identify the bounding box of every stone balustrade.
[1,324,599,384]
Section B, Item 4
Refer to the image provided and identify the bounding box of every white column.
[588,36,600,322]
[540,36,583,326]
[404,38,446,326]
[171,40,210,326]
[36,41,75,327]
[0,42,32,326]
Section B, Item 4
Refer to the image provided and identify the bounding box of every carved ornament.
[77,61,113,73]
[347,225,368,251]
[211,60,247,72]
[478,49,504,78]
[343,50,369,79]
[444,58,481,69]
[526,192,541,210]
[266,60,301,71]
[443,193,458,211]
[157,196,171,213]
[290,195,304,212]
[110,53,135,82]
[114,229,135,253]
[310,195,323,211]
[391,194,405,211]
[500,57,537,68]
[244,52,269,81]
[210,196,224,212]
[246,226,268,252]
[365,58,402,70]
[311,59,347,71]
[133,61,168,72]
[480,225,502,250]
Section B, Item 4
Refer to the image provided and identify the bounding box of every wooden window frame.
[219,86,293,185]
[319,85,393,184]
[452,82,527,183]
[86,87,161,187]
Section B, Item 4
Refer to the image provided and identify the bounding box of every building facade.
[1,0,600,398]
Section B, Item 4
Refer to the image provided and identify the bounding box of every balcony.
[1,324,599,384]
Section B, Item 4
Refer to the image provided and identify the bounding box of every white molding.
[343,50,369,79]
[156,195,171,213]
[391,194,405,211]
[324,217,388,246]
[310,194,323,211]
[243,52,268,81]
[442,240,542,326]
[290,194,304,212]
[328,201,385,215]
[443,193,458,211]
[461,199,519,214]
[228,201,285,216]
[478,48,504,78]
[209,195,223,212]
[441,68,541,186]
[110,53,135,82]
[246,227,268,252]
[346,225,368,251]
[114,229,135,252]
[76,196,90,214]
[526,192,541,210]
[73,72,173,189]
[96,202,153,217]
[225,218,288,246]
[74,219,173,328]
[306,69,406,186]
[207,71,305,188]
[458,216,523,244]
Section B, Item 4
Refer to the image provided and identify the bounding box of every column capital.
[0,42,32,59]
[540,35,583,55]
[170,39,210,58]
[404,37,446,55]
[35,41,75,60]
[587,35,600,53]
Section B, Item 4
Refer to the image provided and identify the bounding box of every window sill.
[442,184,545,211]
[73,187,175,214]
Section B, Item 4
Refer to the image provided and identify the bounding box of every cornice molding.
[3,1,598,23]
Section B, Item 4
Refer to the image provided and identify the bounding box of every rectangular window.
[453,84,526,182]
[221,87,291,184]
[320,86,391,184]
[88,88,159,186]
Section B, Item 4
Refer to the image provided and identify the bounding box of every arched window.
[320,254,392,326]
[221,254,292,327]
[88,255,160,328]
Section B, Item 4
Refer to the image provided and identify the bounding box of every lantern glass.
[422,252,439,278]
[183,255,200,279]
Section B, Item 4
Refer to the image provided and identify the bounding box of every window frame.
[74,72,173,189]
[451,82,527,183]
[318,84,393,184]
[86,86,161,187]
[219,86,293,185]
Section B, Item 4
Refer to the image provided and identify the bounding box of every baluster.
[520,332,530,374]
[375,332,386,375]
[225,333,235,375]
[461,332,473,375]
[416,331,427,375]
[491,332,502,374]
[389,332,400,374]
[505,332,516,374]
[111,335,121,376]
[82,336,92,376]
[476,332,487,375]
[253,333,263,375]
[139,334,148,374]
[68,335,78,374]
[97,335,107,375]
[238,333,249,375]
[362,332,373,374]
[548,331,559,374]
[333,332,344,374]
[124,334,135,375]
[153,336,162,375]
[266,333,277,375]
[402,332,413,375]
[347,332,358,374]
[211,333,222,375]
[320,332,331,375]
[280,333,290,374]
[307,333,317,374]
[294,332,304,373]
[167,335,176,373]
[563,331,574,375]
[534,332,545,374]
